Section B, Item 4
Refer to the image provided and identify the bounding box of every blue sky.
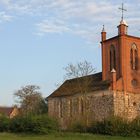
[0,0,140,106]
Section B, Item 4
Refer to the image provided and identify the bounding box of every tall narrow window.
[130,44,138,70]
[110,45,116,71]
[81,98,84,115]
[69,99,72,117]
[59,99,63,118]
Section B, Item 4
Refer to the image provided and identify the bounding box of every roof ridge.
[66,72,102,81]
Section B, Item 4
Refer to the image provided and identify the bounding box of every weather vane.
[119,3,127,20]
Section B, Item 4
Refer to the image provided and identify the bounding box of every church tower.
[101,5,140,93]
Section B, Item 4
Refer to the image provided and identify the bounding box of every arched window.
[130,43,138,70]
[110,45,116,71]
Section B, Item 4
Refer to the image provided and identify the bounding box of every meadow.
[0,133,139,140]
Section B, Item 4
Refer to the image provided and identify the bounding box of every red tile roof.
[0,107,14,116]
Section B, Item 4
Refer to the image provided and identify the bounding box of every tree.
[64,61,96,94]
[64,60,96,129]
[64,60,95,79]
[14,85,48,115]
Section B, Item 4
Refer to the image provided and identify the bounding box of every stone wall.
[48,90,140,129]
[48,90,114,129]
[114,91,140,120]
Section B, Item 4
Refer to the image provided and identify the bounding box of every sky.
[0,0,140,106]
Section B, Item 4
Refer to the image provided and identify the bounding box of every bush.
[88,117,130,136]
[71,121,87,133]
[71,116,140,137]
[31,114,59,134]
[130,117,140,136]
[0,115,10,132]
[9,114,58,134]
[9,116,34,133]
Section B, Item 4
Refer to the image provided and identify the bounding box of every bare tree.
[14,85,48,115]
[64,60,96,128]
[64,60,95,79]
[64,61,96,94]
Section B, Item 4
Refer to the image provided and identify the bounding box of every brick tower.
[101,19,140,93]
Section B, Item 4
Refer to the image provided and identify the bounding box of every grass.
[0,133,140,140]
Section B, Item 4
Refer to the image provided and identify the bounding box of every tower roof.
[120,19,128,26]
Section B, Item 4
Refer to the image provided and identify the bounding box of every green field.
[0,133,139,140]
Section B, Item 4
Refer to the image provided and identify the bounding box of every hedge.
[0,114,58,134]
[72,116,140,137]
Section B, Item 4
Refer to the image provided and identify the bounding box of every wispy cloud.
[36,19,71,35]
[34,1,119,43]
[0,11,13,22]
[0,0,139,43]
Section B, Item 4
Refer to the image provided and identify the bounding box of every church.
[47,7,140,129]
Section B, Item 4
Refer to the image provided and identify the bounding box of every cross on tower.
[119,3,127,20]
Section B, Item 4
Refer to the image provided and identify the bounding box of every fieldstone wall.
[48,90,140,129]
[114,91,140,120]
[48,90,114,129]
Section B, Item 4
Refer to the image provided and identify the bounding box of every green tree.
[14,85,48,115]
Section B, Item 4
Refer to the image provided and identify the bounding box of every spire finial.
[119,3,127,20]
[102,25,105,32]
